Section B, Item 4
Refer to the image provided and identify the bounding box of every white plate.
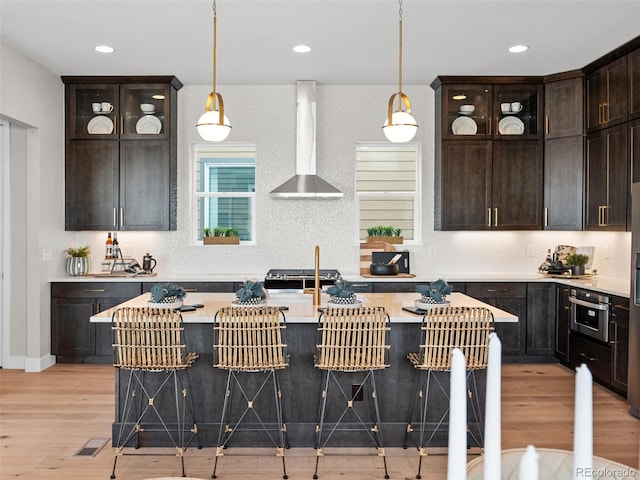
[498,116,525,135]
[457,110,473,116]
[87,116,114,134]
[415,300,451,310]
[451,116,477,135]
[327,300,363,308]
[136,115,162,134]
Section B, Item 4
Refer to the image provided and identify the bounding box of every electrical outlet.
[526,244,535,257]
[427,246,436,256]
[351,384,363,402]
[220,250,230,258]
[42,248,53,262]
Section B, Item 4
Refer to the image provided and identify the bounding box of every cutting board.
[359,241,394,274]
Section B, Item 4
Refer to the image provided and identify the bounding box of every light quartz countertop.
[51,273,630,298]
[89,291,518,324]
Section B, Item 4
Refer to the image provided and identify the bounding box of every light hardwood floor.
[0,363,638,480]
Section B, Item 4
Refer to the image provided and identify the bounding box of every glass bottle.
[112,232,120,260]
[105,232,113,259]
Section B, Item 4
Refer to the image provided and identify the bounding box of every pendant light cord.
[397,0,403,111]
[212,0,218,108]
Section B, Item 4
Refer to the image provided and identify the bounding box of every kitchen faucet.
[303,245,321,305]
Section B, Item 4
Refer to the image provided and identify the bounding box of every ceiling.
[1,0,639,87]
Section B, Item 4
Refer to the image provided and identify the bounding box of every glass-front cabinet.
[437,79,543,140]
[65,81,174,140]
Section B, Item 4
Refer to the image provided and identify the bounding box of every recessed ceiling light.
[95,45,114,54]
[508,45,529,54]
[293,45,311,53]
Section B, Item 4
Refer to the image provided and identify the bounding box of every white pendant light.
[382,0,418,143]
[197,0,232,141]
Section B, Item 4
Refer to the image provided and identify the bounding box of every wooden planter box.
[203,236,240,245]
[365,236,403,245]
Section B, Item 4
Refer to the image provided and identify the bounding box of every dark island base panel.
[112,323,487,448]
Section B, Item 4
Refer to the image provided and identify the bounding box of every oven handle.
[568,296,609,311]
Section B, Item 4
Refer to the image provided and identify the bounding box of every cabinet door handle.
[545,115,549,135]
[488,116,492,135]
[598,103,604,125]
[84,288,106,292]
[494,208,498,227]
[579,352,598,362]
[544,207,549,227]
[113,207,117,227]
[487,208,492,227]
[120,116,124,135]
[120,207,124,227]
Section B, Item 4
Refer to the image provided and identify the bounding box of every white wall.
[76,83,631,280]
[0,40,68,370]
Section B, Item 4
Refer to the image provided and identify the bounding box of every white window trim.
[354,142,422,246]
[191,143,257,246]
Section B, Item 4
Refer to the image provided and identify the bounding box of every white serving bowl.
[459,104,475,113]
[140,103,155,114]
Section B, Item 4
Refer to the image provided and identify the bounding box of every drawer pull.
[614,304,630,311]
[579,352,598,362]
[486,289,507,293]
[351,283,370,288]
[183,288,199,292]
[84,289,107,292]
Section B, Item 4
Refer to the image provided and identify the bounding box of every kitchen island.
[92,291,515,448]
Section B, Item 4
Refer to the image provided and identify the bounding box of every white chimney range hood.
[269,80,343,199]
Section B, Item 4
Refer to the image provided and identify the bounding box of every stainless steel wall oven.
[569,288,611,343]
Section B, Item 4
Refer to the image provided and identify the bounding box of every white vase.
[66,257,90,276]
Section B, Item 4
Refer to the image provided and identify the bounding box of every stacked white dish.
[498,116,524,135]
[136,115,162,134]
[452,116,477,135]
[87,116,114,134]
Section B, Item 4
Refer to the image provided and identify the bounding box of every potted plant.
[416,279,453,306]
[203,226,240,245]
[64,245,91,276]
[565,254,589,276]
[149,282,186,306]
[365,225,403,244]
[234,279,267,305]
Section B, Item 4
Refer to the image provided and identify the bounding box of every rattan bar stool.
[110,307,200,479]
[212,306,289,479]
[313,306,391,479]
[403,306,493,479]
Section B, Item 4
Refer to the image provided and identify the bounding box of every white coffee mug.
[92,102,101,114]
[101,102,113,113]
[511,102,522,113]
[501,102,511,113]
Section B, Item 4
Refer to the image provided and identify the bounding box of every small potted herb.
[365,225,403,244]
[565,254,589,276]
[234,279,267,305]
[64,245,91,276]
[203,226,240,245]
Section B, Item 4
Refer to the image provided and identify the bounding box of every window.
[194,144,256,243]
[356,143,421,243]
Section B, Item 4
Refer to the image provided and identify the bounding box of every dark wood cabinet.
[586,56,628,132]
[631,118,640,184]
[436,141,492,230]
[629,49,640,120]
[544,74,584,139]
[585,124,629,231]
[555,284,571,362]
[610,297,629,395]
[141,281,240,293]
[492,141,543,230]
[465,283,526,357]
[62,76,181,231]
[51,282,141,363]
[569,333,611,386]
[543,136,584,230]
[526,283,556,357]
[433,77,543,231]
[436,140,542,230]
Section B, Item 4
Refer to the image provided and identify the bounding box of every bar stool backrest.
[415,306,493,371]
[213,306,288,371]
[112,307,196,371]
[315,306,391,372]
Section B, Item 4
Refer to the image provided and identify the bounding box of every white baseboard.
[2,354,25,370]
[24,354,56,372]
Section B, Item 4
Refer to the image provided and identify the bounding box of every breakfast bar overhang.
[91,292,517,447]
